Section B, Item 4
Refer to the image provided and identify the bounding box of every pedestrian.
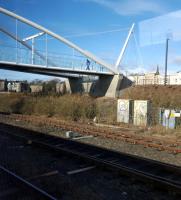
[86,59,90,70]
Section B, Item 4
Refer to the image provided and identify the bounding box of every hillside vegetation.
[0,93,117,123]
[121,85,181,108]
[0,85,181,124]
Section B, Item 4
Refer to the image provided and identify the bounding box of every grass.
[0,87,181,137]
[0,89,179,122]
[0,93,98,122]
[121,85,181,108]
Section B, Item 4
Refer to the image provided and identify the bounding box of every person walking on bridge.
[86,59,90,70]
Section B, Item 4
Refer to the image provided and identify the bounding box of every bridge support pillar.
[66,74,132,98]
[90,74,132,98]
[66,77,83,94]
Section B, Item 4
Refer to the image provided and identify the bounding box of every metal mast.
[115,23,135,72]
[164,38,169,86]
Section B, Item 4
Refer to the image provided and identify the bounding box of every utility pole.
[164,38,169,86]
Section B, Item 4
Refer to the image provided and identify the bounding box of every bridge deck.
[0,61,114,78]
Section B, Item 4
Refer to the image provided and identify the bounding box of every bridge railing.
[0,44,108,73]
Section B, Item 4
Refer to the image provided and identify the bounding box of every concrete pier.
[67,74,132,98]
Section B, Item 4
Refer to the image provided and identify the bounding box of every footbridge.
[0,7,133,97]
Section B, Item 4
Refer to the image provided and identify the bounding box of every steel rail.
[6,113,181,153]
[0,164,57,200]
[0,123,181,194]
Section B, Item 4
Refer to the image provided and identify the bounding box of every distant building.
[7,81,28,92]
[56,82,66,94]
[7,82,21,92]
[0,79,7,91]
[169,72,181,85]
[30,85,43,93]
[128,67,181,86]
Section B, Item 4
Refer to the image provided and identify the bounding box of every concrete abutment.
[67,74,132,98]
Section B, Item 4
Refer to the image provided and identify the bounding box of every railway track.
[1,113,181,154]
[0,122,181,195]
[0,164,57,200]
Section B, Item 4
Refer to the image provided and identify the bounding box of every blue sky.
[1,0,181,81]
